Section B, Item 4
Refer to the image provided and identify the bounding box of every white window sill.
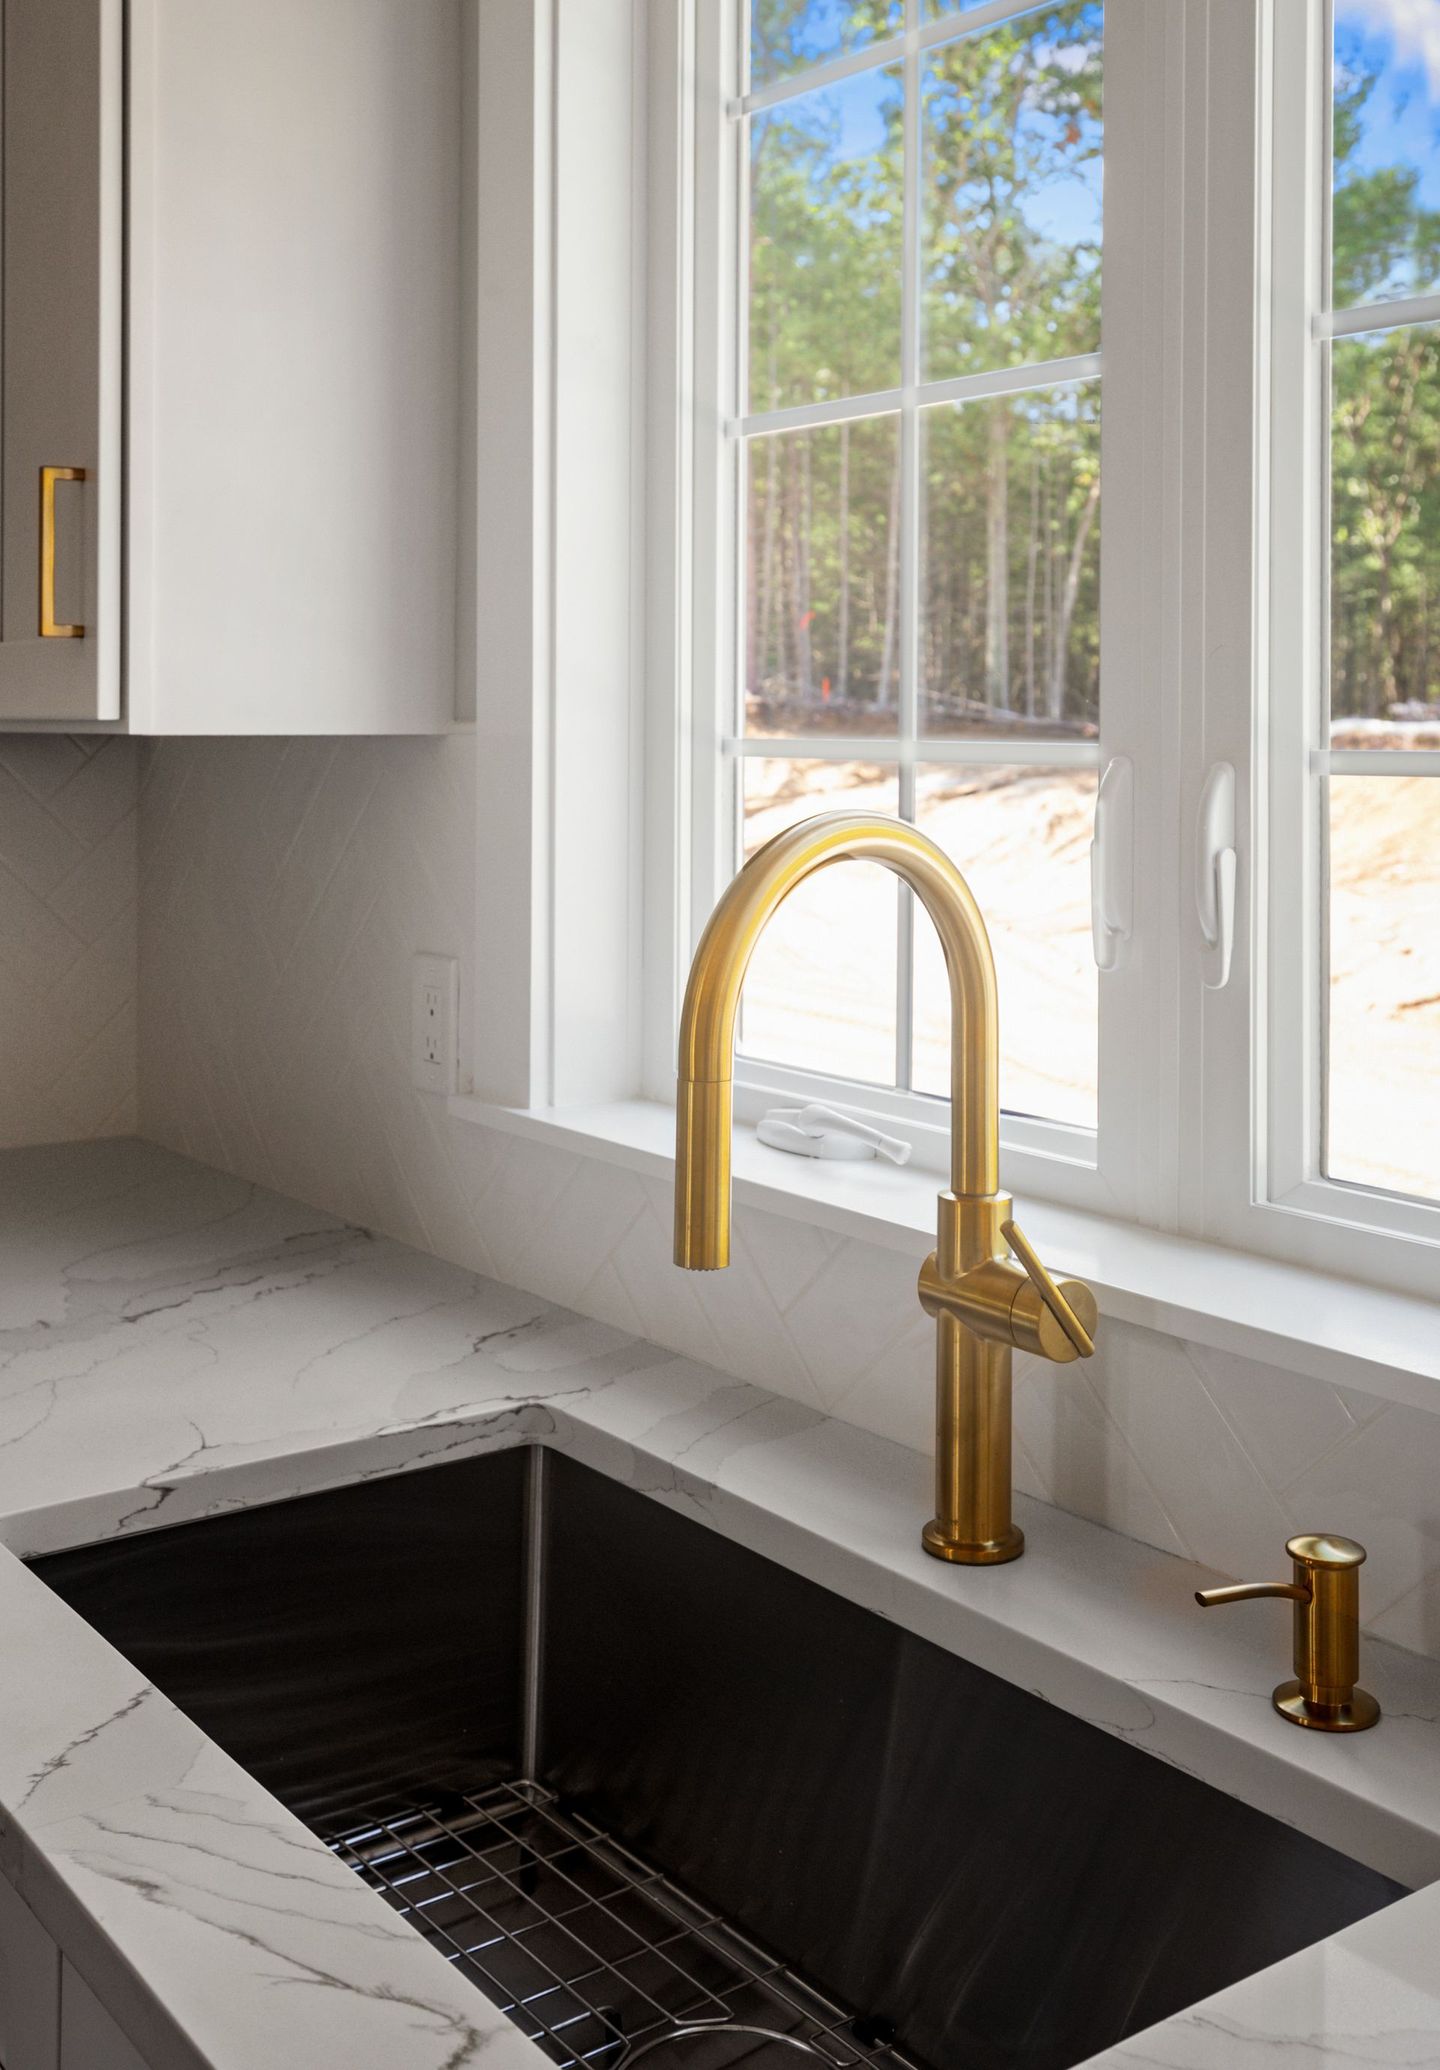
[447,1093,1440,1414]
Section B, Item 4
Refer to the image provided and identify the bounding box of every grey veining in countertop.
[2,1135,1439,2070]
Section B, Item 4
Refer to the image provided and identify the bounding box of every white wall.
[138,733,1440,1666]
[0,736,137,1146]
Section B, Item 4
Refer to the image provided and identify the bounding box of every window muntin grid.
[726,0,1105,1123]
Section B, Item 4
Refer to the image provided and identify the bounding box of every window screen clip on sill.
[756,1103,913,1164]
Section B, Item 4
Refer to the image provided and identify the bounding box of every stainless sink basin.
[32,1451,1404,2070]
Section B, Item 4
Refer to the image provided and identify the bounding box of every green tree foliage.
[1330,58,1440,726]
[745,5,1440,735]
[745,2,1103,731]
[750,0,900,89]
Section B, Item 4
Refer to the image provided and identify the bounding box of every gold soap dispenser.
[1196,1533,1380,1732]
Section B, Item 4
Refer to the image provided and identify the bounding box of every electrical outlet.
[411,953,459,1095]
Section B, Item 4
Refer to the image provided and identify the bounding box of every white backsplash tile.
[0,738,138,1149]
[137,736,1440,1660]
[1012,1354,1190,1558]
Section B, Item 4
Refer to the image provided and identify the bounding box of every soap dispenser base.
[1272,1680,1380,1732]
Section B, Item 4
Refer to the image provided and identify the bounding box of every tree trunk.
[1024,452,1040,719]
[984,404,1011,710]
[1042,461,1056,711]
[1049,473,1100,722]
[837,423,851,701]
[794,432,815,699]
[1376,544,1399,714]
[758,432,779,695]
[876,446,902,707]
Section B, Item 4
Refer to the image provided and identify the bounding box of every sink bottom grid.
[329,1779,921,2070]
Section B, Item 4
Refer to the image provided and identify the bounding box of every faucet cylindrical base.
[922,1519,1025,1564]
[923,1313,1023,1564]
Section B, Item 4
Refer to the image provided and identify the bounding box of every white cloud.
[1336,0,1440,99]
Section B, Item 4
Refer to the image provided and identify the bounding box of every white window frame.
[1194,0,1440,1301]
[644,0,1192,1226]
[450,0,1440,1321]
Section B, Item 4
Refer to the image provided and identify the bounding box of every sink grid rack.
[329,1778,923,2070]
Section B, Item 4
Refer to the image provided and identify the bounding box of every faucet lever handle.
[1001,1219,1095,1359]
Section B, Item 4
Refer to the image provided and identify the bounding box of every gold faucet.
[1196,1533,1380,1731]
[673,810,1098,1565]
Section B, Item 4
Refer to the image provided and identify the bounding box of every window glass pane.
[912,764,1097,1128]
[920,383,1099,738]
[744,416,903,732]
[1330,324,1440,744]
[738,759,900,1085]
[749,68,903,413]
[921,3,1102,383]
[1332,1,1440,309]
[750,1,902,90]
[1326,776,1440,1202]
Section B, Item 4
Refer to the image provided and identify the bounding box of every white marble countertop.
[1,1137,1438,2070]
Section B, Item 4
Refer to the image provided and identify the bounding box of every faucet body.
[673,811,1097,1565]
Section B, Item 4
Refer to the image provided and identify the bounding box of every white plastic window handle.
[1195,762,1237,991]
[757,1116,875,1160]
[794,1104,911,1164]
[756,1104,912,1165]
[1089,756,1134,972]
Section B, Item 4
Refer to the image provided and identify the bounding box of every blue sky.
[752,0,900,84]
[1334,0,1440,211]
[772,6,1102,250]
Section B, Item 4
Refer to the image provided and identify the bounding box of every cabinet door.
[0,1873,61,2070]
[126,0,461,734]
[58,1965,147,2070]
[0,0,122,724]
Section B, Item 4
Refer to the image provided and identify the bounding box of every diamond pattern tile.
[0,737,138,1148]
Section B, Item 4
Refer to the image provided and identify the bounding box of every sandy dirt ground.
[1328,775,1440,1203]
[738,757,1438,1203]
[739,758,1097,1127]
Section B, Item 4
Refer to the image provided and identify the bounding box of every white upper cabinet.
[0,0,123,725]
[0,0,462,734]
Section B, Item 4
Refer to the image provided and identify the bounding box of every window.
[654,0,1440,1289]
[676,0,1163,1219]
[694,0,1118,1202]
[1322,0,1440,1203]
[1259,0,1440,1281]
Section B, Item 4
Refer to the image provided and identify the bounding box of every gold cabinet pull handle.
[39,465,86,638]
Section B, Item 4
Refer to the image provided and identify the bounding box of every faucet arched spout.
[674,813,999,1269]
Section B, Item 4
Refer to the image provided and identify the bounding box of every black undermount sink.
[32,1452,1404,2070]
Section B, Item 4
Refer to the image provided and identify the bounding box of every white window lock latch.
[1089,755,1134,972]
[1195,761,1237,991]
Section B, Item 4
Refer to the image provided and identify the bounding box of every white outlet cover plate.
[411,953,459,1095]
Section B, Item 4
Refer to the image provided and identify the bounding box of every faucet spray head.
[674,1077,731,1269]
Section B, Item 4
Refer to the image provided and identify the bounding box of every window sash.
[1276,0,1440,1231]
[650,0,1440,1290]
[1198,0,1440,1292]
[679,0,1173,1216]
